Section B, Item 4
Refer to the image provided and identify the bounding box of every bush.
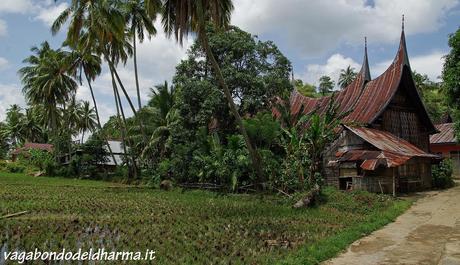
[5,162,26,173]
[432,159,455,189]
[44,160,57,177]
[29,149,54,171]
[0,160,7,171]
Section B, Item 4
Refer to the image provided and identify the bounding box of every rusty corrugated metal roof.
[287,30,436,134]
[345,125,437,158]
[430,123,458,144]
[11,142,54,155]
[332,126,438,170]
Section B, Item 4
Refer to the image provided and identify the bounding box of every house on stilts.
[286,23,439,194]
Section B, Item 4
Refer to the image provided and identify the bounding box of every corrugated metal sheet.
[431,123,457,144]
[11,142,54,155]
[332,126,438,170]
[345,125,437,158]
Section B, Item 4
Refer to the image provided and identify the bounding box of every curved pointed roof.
[290,40,371,117]
[288,29,436,134]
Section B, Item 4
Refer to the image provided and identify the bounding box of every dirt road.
[324,185,460,265]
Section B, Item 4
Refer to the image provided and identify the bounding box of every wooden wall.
[372,88,431,151]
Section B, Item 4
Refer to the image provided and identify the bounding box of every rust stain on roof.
[286,30,435,134]
[430,123,458,144]
[345,125,437,158]
[11,142,54,155]
[333,126,438,170]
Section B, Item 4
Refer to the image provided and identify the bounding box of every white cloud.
[0,83,26,121]
[0,57,8,70]
[0,0,69,30]
[232,0,459,56]
[299,53,360,87]
[410,51,446,81]
[0,0,33,14]
[0,19,6,36]
[35,2,68,27]
[372,50,446,81]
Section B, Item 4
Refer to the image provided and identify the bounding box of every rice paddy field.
[0,172,411,264]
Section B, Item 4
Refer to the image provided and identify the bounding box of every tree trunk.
[84,72,118,166]
[133,32,142,110]
[293,184,320,208]
[105,55,148,145]
[110,70,138,179]
[197,21,265,187]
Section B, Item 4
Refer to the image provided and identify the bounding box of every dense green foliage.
[0,173,411,264]
[432,159,455,189]
[294,79,319,97]
[318,76,334,95]
[412,71,451,123]
[442,27,460,140]
[338,66,357,89]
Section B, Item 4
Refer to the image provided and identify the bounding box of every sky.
[0,0,459,124]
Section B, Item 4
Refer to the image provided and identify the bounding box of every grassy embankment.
[0,172,411,264]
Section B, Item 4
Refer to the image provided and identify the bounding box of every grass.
[0,172,411,264]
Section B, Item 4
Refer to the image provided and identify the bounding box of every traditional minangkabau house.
[285,24,440,194]
[430,122,460,177]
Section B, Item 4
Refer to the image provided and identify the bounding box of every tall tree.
[160,0,265,183]
[0,105,25,146]
[442,27,460,140]
[52,0,147,144]
[19,42,77,135]
[22,107,46,143]
[318,75,334,96]
[294,79,317,97]
[338,65,357,89]
[79,101,98,143]
[122,0,157,110]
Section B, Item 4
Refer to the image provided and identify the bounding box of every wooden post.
[392,167,396,197]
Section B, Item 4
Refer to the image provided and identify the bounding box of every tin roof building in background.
[430,123,460,177]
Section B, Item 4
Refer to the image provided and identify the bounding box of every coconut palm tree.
[64,95,84,136]
[318,75,334,96]
[338,65,357,89]
[160,0,265,183]
[67,44,102,128]
[121,0,157,110]
[67,43,118,164]
[79,101,98,143]
[22,107,46,143]
[148,81,175,120]
[18,42,77,136]
[0,105,26,146]
[52,0,147,144]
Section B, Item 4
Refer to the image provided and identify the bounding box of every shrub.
[29,149,54,171]
[44,160,57,177]
[0,160,7,171]
[432,159,455,189]
[6,162,26,173]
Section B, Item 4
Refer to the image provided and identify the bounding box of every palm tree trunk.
[81,131,85,144]
[110,70,138,179]
[104,53,148,145]
[133,32,142,110]
[196,20,265,186]
[84,72,118,166]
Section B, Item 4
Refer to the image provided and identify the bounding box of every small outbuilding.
[11,142,54,162]
[430,123,460,177]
